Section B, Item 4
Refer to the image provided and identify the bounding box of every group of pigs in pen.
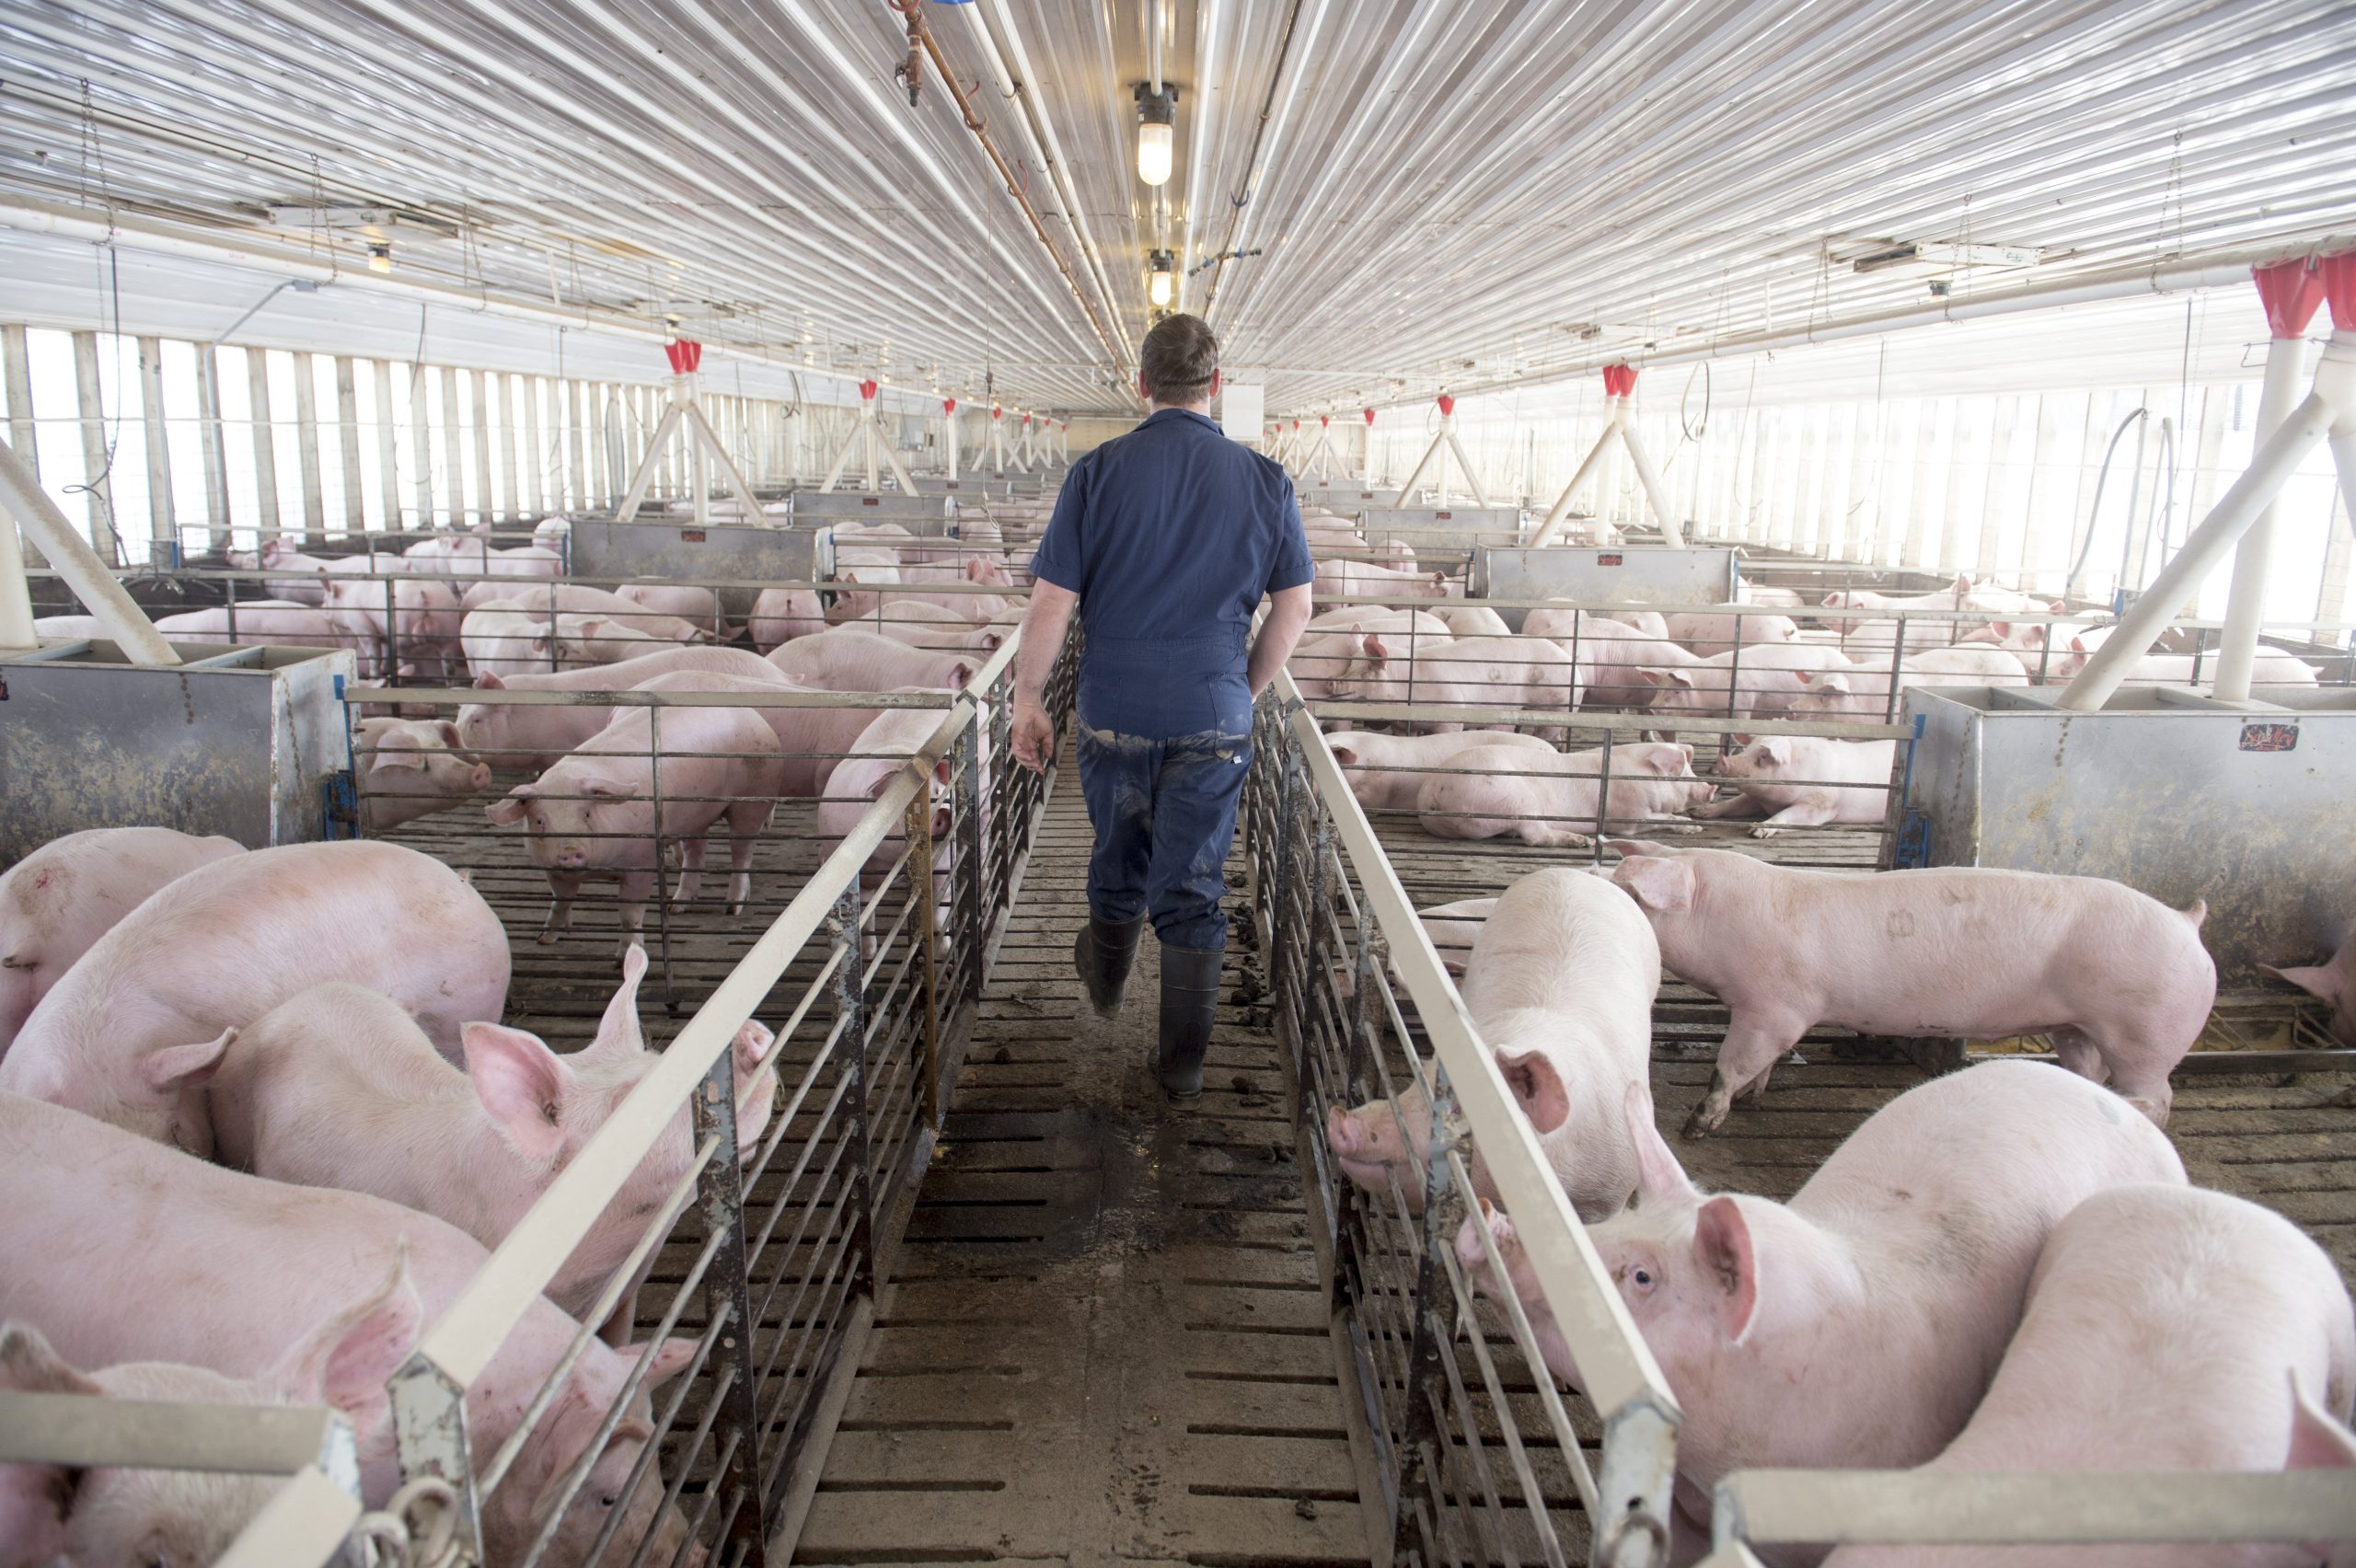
[0,503,1058,1564]
[1289,508,2327,850]
[1294,510,2356,1561]
[0,832,782,1564]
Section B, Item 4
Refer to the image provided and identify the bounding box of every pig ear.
[270,1247,422,1440]
[1330,744,1358,766]
[1667,670,1698,690]
[1361,633,1391,663]
[1498,1050,1570,1136]
[618,1336,700,1389]
[581,943,649,1061]
[2261,963,2344,1008]
[486,787,534,825]
[1761,737,1793,766]
[0,1322,95,1560]
[952,661,975,688]
[372,744,427,773]
[1613,853,1693,914]
[140,1027,235,1092]
[463,1023,574,1164]
[1622,1081,1695,1206]
[1692,1196,1760,1342]
[964,558,987,582]
[475,671,507,690]
[1819,673,1852,696]
[435,720,464,749]
[2287,1370,2356,1470]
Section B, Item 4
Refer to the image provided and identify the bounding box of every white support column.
[2,326,44,568]
[137,335,174,559]
[520,373,545,515]
[406,361,432,529]
[73,329,122,562]
[334,357,364,536]
[988,405,1008,477]
[0,435,178,663]
[372,359,401,531]
[1361,409,1377,486]
[0,474,32,648]
[2059,322,2352,712]
[942,398,960,482]
[469,370,494,531]
[292,351,326,547]
[2214,260,2325,701]
[439,365,465,529]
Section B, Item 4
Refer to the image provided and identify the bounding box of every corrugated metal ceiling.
[2,0,2350,416]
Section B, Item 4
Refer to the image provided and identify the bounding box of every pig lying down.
[1690,735,1897,836]
[0,825,245,1052]
[0,840,511,1153]
[0,1091,705,1566]
[1415,741,1710,848]
[210,945,777,1334]
[1460,1059,2186,1562]
[1819,1182,2356,1568]
[1609,842,2215,1136]
[1327,869,1658,1220]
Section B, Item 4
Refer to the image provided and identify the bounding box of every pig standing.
[223,537,333,605]
[1460,1060,2186,1560]
[355,717,492,832]
[2263,928,2356,1047]
[630,669,881,797]
[487,703,786,951]
[816,706,963,889]
[748,585,828,651]
[456,645,789,772]
[768,628,978,694]
[614,581,725,637]
[0,1092,702,1566]
[1692,735,1897,836]
[1324,726,1554,812]
[461,601,597,677]
[1786,644,2031,718]
[0,841,510,1152]
[1415,742,1710,847]
[0,826,245,1052]
[1290,610,1452,701]
[1607,842,2214,1135]
[1819,1182,2356,1568]
[0,1276,420,1566]
[1327,869,1659,1219]
[833,598,1007,653]
[320,571,465,677]
[209,947,777,1331]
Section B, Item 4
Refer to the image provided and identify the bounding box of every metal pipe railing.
[1248,665,1684,1568]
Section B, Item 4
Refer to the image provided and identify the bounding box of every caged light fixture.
[1134,83,1177,187]
[1148,249,1175,308]
[365,241,392,274]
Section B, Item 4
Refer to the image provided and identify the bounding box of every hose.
[2064,408,2149,599]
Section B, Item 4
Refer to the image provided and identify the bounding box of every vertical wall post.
[292,351,327,547]
[438,366,465,529]
[2,326,45,569]
[408,362,433,530]
[370,359,400,533]
[334,357,365,536]
[136,335,175,559]
[2214,259,2326,701]
[71,329,122,561]
[470,370,495,530]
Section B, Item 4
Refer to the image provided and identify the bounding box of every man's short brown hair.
[1140,314,1218,406]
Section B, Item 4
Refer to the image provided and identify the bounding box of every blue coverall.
[1030,408,1313,951]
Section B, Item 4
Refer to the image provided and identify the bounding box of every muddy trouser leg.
[1073,721,1157,1014]
[1144,726,1254,1100]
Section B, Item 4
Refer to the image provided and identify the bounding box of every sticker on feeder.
[1598,552,1624,567]
[861,497,880,506]
[1435,511,1452,520]
[2238,721,2298,753]
[680,529,706,543]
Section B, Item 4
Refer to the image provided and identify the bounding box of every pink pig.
[209,946,777,1334]
[1459,1060,2186,1562]
[1317,631,1583,732]
[1689,735,1898,836]
[748,586,827,651]
[456,644,789,772]
[1324,726,1554,812]
[354,717,492,832]
[1820,1183,2356,1568]
[0,1093,705,1567]
[1327,867,1661,1219]
[1608,842,2215,1136]
[768,628,978,694]
[0,826,245,1052]
[0,841,511,1153]
[2263,928,2356,1047]
[1415,741,1711,847]
[487,703,786,951]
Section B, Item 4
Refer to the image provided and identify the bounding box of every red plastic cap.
[1320,415,1330,427]
[664,340,702,374]
[1292,420,1301,432]
[2255,259,2327,340]
[1023,412,1033,425]
[2320,252,2356,334]
[991,404,1002,419]
[1363,408,1376,424]
[859,378,879,401]
[1602,363,1638,398]
[942,398,957,414]
[1437,394,1456,417]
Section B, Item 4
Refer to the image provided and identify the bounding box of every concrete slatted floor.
[794,747,1380,1567]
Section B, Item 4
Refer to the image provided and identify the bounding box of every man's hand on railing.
[1011,698,1055,775]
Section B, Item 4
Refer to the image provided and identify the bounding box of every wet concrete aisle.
[793,744,1377,1566]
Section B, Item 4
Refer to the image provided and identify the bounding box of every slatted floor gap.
[793,744,1380,1568]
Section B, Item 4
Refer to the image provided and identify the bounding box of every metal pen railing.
[355,627,1068,1566]
[1245,668,1682,1568]
[0,1389,363,1568]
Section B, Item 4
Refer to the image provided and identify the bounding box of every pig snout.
[1326,1099,1426,1203]
[468,763,493,790]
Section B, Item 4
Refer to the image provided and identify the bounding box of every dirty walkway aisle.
[793,744,1377,1566]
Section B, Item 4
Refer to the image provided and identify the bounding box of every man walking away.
[1007,315,1316,1102]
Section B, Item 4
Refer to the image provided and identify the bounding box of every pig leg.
[2060,1024,2176,1127]
[670,838,705,910]
[722,801,774,915]
[1750,794,1837,838]
[1686,1010,1806,1138]
[616,870,656,956]
[540,870,583,943]
[1688,792,1766,822]
[2049,1029,2107,1082]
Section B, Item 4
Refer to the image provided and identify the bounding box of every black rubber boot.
[1072,914,1147,1018]
[1156,945,1225,1104]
